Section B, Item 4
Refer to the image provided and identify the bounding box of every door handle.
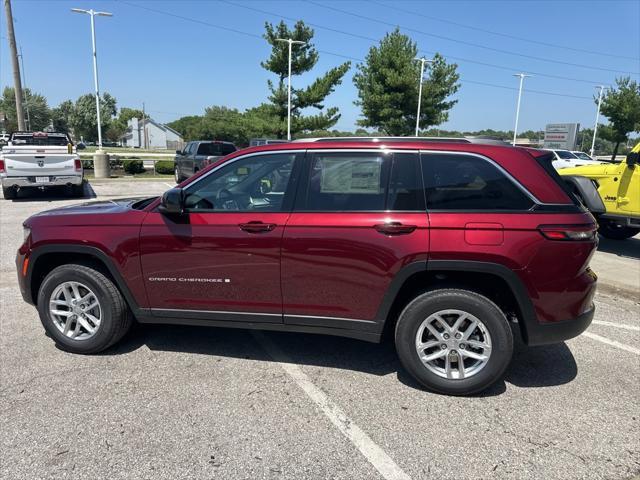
[239,221,276,233]
[374,222,417,235]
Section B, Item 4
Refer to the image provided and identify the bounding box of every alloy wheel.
[415,309,492,380]
[49,281,102,340]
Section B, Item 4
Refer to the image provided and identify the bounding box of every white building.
[121,118,183,150]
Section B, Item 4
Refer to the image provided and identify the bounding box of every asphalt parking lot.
[1,180,639,480]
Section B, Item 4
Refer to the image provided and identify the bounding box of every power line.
[222,0,612,86]
[369,0,639,61]
[306,0,640,75]
[118,1,603,104]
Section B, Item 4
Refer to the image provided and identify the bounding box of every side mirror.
[159,188,184,214]
[626,151,638,167]
[176,149,182,155]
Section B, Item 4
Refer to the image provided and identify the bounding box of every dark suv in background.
[17,139,597,395]
[174,140,236,183]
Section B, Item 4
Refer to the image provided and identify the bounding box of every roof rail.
[291,136,511,145]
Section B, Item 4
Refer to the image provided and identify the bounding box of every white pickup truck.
[0,132,84,199]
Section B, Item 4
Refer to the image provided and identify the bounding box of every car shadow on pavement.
[597,235,640,260]
[7,181,96,202]
[107,323,578,395]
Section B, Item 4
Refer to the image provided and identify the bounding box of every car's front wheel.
[395,289,513,395]
[174,165,182,184]
[37,264,132,354]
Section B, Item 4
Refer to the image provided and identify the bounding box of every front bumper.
[600,214,640,228]
[1,175,83,189]
[525,306,595,346]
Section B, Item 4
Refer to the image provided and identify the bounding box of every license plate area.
[35,176,50,184]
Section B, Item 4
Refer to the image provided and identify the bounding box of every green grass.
[82,146,173,155]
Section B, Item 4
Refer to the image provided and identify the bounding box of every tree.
[599,77,640,160]
[261,20,350,138]
[50,100,74,134]
[353,29,460,135]
[0,86,51,132]
[69,93,117,142]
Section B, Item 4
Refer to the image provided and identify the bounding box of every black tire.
[2,186,17,200]
[395,289,513,396]
[598,222,639,240]
[67,182,85,197]
[36,264,133,354]
[174,166,182,184]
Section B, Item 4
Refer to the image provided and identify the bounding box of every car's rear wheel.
[174,166,182,184]
[395,289,513,395]
[598,222,639,240]
[37,264,132,354]
[2,186,17,200]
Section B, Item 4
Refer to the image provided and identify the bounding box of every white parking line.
[254,331,411,480]
[163,182,174,188]
[583,332,640,355]
[592,320,640,332]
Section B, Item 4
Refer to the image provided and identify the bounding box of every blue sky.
[1,0,639,133]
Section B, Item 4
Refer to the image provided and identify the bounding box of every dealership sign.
[543,123,580,150]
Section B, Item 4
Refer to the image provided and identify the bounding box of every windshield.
[573,152,592,160]
[554,150,578,159]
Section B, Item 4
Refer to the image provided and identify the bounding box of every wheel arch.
[377,260,537,344]
[27,245,140,312]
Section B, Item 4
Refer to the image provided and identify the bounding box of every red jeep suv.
[16,139,598,395]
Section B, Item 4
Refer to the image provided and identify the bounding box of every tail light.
[538,224,597,241]
[74,158,82,171]
[0,159,5,173]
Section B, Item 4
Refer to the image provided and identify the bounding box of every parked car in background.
[249,138,289,147]
[17,139,598,395]
[571,151,595,161]
[76,142,86,150]
[560,142,640,240]
[1,131,83,199]
[174,140,236,183]
[544,149,604,169]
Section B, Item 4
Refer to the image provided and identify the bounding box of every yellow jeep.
[559,142,640,240]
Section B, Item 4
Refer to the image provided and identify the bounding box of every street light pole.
[276,38,306,141]
[415,57,433,137]
[591,85,605,158]
[71,8,112,151]
[512,73,531,146]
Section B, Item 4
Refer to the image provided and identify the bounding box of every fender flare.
[562,175,605,214]
[377,260,538,343]
[26,244,142,312]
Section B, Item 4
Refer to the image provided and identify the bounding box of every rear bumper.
[1,175,83,188]
[525,306,595,346]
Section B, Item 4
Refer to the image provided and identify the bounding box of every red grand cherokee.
[16,139,598,395]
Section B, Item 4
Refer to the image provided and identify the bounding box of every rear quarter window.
[421,153,534,210]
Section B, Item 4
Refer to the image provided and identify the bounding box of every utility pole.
[71,7,112,151]
[591,85,605,158]
[18,46,31,131]
[414,57,433,137]
[275,38,306,141]
[512,73,531,146]
[142,102,148,149]
[4,0,26,131]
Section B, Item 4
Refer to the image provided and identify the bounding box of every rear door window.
[302,152,391,211]
[421,153,534,210]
